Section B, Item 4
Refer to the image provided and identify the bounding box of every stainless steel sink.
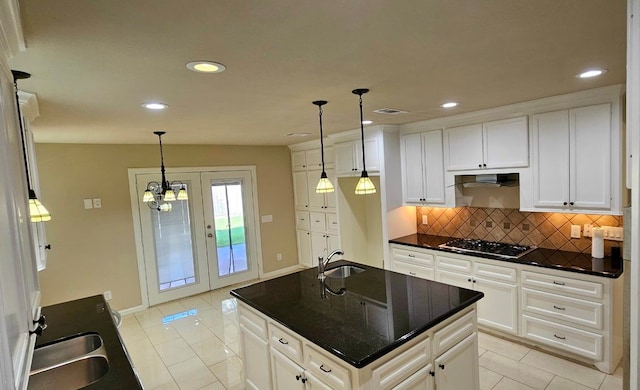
[324,265,365,279]
[28,333,109,389]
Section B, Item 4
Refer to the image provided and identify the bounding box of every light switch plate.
[602,226,624,241]
[83,199,93,209]
[422,215,428,225]
[261,215,273,223]
[570,225,581,238]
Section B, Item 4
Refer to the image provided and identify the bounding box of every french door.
[133,168,260,306]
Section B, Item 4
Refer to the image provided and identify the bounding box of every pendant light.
[352,88,376,195]
[313,100,334,193]
[12,70,52,222]
[142,131,188,212]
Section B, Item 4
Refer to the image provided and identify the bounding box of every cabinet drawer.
[437,255,472,274]
[391,247,434,267]
[522,288,603,330]
[371,338,430,390]
[304,344,352,390]
[432,310,476,356]
[521,270,603,300]
[296,211,310,230]
[239,304,268,340]
[474,261,517,283]
[326,213,339,232]
[522,314,603,360]
[393,260,434,280]
[310,212,326,231]
[269,322,303,364]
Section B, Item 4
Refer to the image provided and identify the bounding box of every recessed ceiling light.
[286,132,311,137]
[186,61,226,73]
[441,102,459,108]
[576,69,607,79]
[362,120,373,125]
[142,102,168,110]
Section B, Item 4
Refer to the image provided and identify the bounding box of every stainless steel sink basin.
[28,356,109,389]
[28,333,109,389]
[324,265,365,279]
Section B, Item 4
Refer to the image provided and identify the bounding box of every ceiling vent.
[373,108,408,115]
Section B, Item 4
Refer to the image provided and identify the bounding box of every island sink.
[324,264,365,279]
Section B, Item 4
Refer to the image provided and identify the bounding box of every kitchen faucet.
[317,249,344,279]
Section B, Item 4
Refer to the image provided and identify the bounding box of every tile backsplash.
[416,207,623,254]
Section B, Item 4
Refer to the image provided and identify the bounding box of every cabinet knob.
[569,202,574,206]
[296,374,302,381]
[301,378,307,384]
[439,364,445,370]
[563,202,568,206]
[44,244,52,250]
[429,370,435,377]
[472,279,476,283]
[467,278,472,282]
[483,163,487,167]
[478,164,482,168]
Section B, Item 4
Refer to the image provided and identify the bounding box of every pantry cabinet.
[335,139,380,176]
[532,104,613,213]
[401,130,446,205]
[444,116,528,171]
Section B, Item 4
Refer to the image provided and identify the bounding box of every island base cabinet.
[393,365,434,390]
[239,305,271,390]
[271,348,334,390]
[434,333,479,390]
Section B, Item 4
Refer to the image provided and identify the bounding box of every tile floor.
[120,287,623,390]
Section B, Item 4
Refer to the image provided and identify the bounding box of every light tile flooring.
[120,287,623,390]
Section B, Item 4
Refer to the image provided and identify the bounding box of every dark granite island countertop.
[390,233,623,278]
[230,260,483,368]
[34,295,142,389]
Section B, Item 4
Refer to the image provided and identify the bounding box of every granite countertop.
[36,295,142,389]
[230,260,483,368]
[389,234,623,278]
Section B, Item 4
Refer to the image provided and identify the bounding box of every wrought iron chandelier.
[142,131,187,212]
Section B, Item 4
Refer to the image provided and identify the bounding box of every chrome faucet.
[317,249,344,279]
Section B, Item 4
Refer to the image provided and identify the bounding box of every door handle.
[207,233,213,238]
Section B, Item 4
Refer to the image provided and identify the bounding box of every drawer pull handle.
[553,334,566,340]
[409,272,416,276]
[319,364,332,373]
[278,338,289,345]
[553,305,566,311]
[408,254,415,257]
[552,281,566,286]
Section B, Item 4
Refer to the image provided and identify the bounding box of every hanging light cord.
[155,131,169,194]
[318,104,326,172]
[358,93,367,172]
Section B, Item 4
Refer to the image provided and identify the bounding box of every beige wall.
[35,143,297,310]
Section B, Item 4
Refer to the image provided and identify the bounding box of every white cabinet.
[297,230,341,269]
[390,244,435,280]
[293,171,310,210]
[292,148,334,172]
[271,348,306,390]
[335,139,380,176]
[239,305,272,390]
[401,130,445,205]
[445,116,528,171]
[307,169,336,212]
[296,230,313,267]
[434,333,479,390]
[437,255,519,335]
[532,103,613,212]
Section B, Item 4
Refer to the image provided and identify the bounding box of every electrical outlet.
[583,224,593,237]
[276,253,282,261]
[422,215,428,225]
[92,198,102,208]
[570,225,581,238]
[104,290,112,300]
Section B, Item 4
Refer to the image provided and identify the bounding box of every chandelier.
[142,131,187,212]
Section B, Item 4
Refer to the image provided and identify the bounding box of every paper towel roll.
[592,227,604,259]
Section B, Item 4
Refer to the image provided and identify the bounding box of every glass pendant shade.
[28,190,51,222]
[355,172,377,195]
[143,189,154,202]
[159,202,172,212]
[177,187,188,200]
[316,171,335,193]
[163,188,177,201]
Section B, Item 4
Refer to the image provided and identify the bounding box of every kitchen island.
[231,260,484,389]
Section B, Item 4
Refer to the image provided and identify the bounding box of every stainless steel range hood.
[459,173,519,188]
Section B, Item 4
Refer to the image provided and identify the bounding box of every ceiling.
[8,0,627,145]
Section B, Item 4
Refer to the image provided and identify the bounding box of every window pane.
[211,182,248,277]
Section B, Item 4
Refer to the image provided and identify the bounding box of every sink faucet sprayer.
[317,249,344,279]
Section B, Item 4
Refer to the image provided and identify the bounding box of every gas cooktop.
[438,238,535,259]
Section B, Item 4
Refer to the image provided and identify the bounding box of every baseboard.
[117,304,148,316]
[261,264,306,280]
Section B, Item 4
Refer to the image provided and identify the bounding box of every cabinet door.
[293,171,310,210]
[307,170,326,211]
[324,169,337,211]
[311,232,329,267]
[357,138,381,173]
[296,211,310,230]
[445,124,484,170]
[482,116,529,168]
[436,270,472,289]
[393,365,435,390]
[401,133,425,203]
[474,277,518,334]
[532,110,571,208]
[335,143,357,176]
[297,230,312,267]
[305,149,323,170]
[240,323,272,390]
[271,348,305,390]
[423,130,446,203]
[304,371,333,390]
[434,333,479,390]
[570,104,612,210]
[292,150,307,171]
[326,233,341,256]
[309,212,326,231]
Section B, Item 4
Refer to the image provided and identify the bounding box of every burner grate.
[439,238,535,259]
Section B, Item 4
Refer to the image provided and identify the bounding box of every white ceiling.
[8,0,627,145]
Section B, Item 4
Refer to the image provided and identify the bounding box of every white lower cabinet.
[239,302,480,389]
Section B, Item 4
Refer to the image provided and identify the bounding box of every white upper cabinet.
[335,139,380,176]
[293,171,310,210]
[445,116,528,171]
[292,147,334,172]
[401,130,445,205]
[532,103,613,212]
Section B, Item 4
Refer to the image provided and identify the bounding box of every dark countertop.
[389,234,623,279]
[35,295,142,389]
[230,260,483,368]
